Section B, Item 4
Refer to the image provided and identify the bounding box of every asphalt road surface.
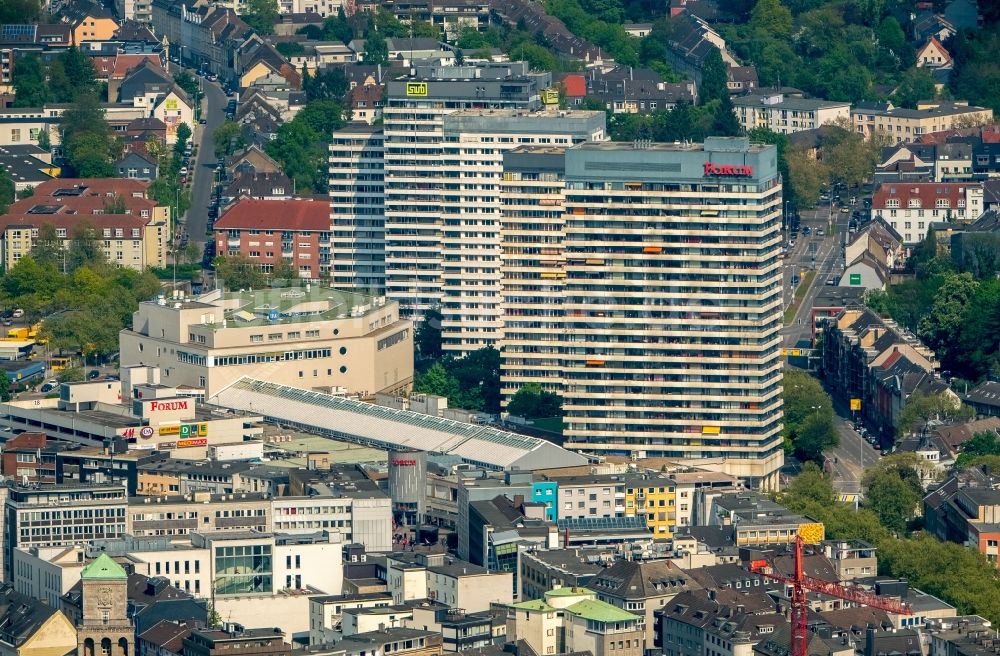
[187,79,228,249]
[827,400,882,495]
[781,200,853,347]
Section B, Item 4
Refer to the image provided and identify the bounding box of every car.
[801,226,811,235]
[792,274,801,285]
[179,166,188,175]
[12,308,23,318]
[1,319,9,327]
[87,369,100,380]
[827,276,838,285]
[199,118,207,124]
[817,228,825,236]
[40,383,54,393]
[105,375,119,381]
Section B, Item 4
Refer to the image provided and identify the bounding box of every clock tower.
[77,553,133,656]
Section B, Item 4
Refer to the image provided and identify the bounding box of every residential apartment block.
[381,62,551,322]
[500,138,785,487]
[821,308,953,441]
[119,286,413,398]
[329,124,385,293]
[0,178,168,269]
[924,466,1000,565]
[436,109,605,354]
[732,92,851,135]
[214,199,332,279]
[871,182,983,243]
[852,101,993,142]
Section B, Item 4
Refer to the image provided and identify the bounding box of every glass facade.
[213,544,272,596]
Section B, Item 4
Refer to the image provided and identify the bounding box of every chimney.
[513,494,524,509]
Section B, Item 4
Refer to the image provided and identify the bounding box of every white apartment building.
[732,92,851,135]
[114,0,152,22]
[329,124,385,294]
[309,593,394,646]
[381,62,552,322]
[436,109,605,354]
[277,0,343,14]
[500,146,567,401]
[499,138,785,488]
[872,182,984,243]
[852,101,994,141]
[120,286,413,399]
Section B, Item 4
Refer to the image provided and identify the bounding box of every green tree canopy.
[897,390,966,440]
[781,370,838,463]
[507,383,563,419]
[0,166,14,215]
[11,54,49,108]
[415,307,443,360]
[749,0,793,38]
[214,255,267,291]
[861,454,928,534]
[954,431,1000,469]
[892,67,939,109]
[213,121,247,158]
[700,47,729,105]
[243,0,279,35]
[60,91,121,177]
[363,32,389,65]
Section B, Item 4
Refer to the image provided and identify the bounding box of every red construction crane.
[748,536,912,656]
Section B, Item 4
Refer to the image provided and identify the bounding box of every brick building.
[213,199,331,280]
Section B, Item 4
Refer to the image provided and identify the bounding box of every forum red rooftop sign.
[704,162,753,177]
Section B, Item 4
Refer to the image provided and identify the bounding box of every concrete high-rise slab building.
[328,124,385,293]
[500,138,785,488]
[381,62,552,322]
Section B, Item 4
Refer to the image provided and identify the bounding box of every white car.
[179,166,189,176]
[12,308,23,318]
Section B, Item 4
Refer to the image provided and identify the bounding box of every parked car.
[817,228,825,236]
[12,308,24,318]
[801,226,811,235]
[87,369,100,380]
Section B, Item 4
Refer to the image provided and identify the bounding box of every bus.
[51,356,73,371]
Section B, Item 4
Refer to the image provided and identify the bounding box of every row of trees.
[2,248,160,361]
[265,100,347,193]
[780,463,1000,624]
[780,370,838,463]
[868,264,1000,383]
[13,48,99,107]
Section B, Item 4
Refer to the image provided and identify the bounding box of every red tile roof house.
[213,198,331,280]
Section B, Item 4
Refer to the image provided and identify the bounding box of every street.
[188,80,228,249]
[781,199,853,347]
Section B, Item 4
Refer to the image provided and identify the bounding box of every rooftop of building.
[212,378,589,471]
[213,198,330,231]
[147,285,389,329]
[571,136,771,154]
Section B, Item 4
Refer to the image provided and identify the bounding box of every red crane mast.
[748,536,913,656]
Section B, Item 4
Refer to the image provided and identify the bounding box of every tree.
[414,362,460,400]
[786,146,827,207]
[917,272,979,367]
[58,47,97,98]
[700,47,729,105]
[415,307,443,360]
[175,122,192,151]
[276,42,305,57]
[954,431,1000,469]
[294,100,347,136]
[243,0,278,35]
[11,54,49,108]
[66,221,106,271]
[897,390,966,440]
[174,71,199,98]
[749,0,793,38]
[321,9,353,43]
[32,223,64,270]
[892,67,938,109]
[363,32,389,65]
[303,66,348,101]
[862,453,931,534]
[61,91,121,177]
[0,166,13,215]
[213,121,246,158]
[57,366,85,383]
[214,255,266,290]
[0,372,10,402]
[822,121,875,187]
[876,16,908,66]
[183,242,202,266]
[0,0,41,23]
[711,95,743,136]
[507,383,563,419]
[781,370,838,463]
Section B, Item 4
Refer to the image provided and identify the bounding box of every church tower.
[77,553,133,656]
